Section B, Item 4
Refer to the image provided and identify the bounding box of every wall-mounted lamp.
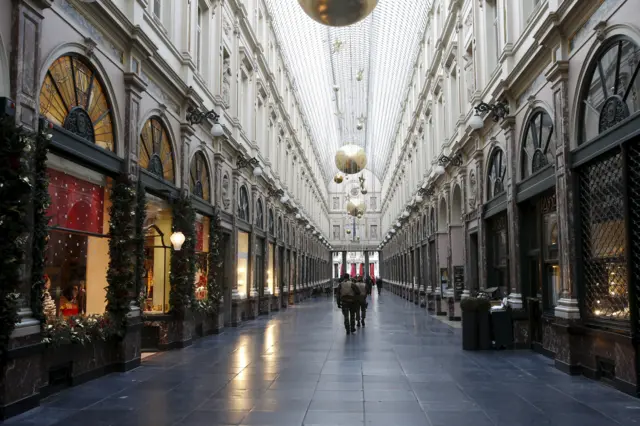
[186,107,224,136]
[170,231,186,251]
[237,155,260,170]
[280,195,289,203]
[402,210,410,218]
[437,152,463,168]
[253,167,263,177]
[434,165,446,176]
[415,194,423,203]
[473,101,509,124]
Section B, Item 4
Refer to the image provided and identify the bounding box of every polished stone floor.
[5,292,640,426]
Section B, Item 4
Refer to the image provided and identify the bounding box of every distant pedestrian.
[355,277,367,327]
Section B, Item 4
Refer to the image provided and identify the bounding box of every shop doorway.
[469,232,479,291]
[429,241,436,291]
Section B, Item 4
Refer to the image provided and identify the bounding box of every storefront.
[268,208,279,311]
[484,147,508,297]
[563,35,640,393]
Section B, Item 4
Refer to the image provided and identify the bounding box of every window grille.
[578,150,629,323]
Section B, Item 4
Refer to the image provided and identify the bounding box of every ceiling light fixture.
[297,0,378,27]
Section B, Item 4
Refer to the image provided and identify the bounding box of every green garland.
[208,208,224,310]
[169,194,196,319]
[31,127,51,323]
[42,314,117,347]
[135,182,147,307]
[0,116,32,359]
[105,175,136,334]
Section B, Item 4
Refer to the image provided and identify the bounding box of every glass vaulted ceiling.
[265,0,431,181]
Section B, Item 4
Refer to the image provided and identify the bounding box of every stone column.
[364,251,370,280]
[547,61,580,319]
[474,149,487,290]
[229,172,242,326]
[342,251,347,276]
[504,116,523,309]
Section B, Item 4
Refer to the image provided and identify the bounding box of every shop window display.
[142,197,173,313]
[195,215,210,301]
[44,156,111,318]
[237,231,249,297]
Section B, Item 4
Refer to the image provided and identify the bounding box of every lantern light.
[170,231,186,251]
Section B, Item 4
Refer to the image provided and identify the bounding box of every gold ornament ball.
[346,197,366,217]
[333,173,344,184]
[298,0,378,27]
[361,188,368,195]
[346,229,352,235]
[335,144,367,175]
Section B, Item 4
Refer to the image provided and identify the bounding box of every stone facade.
[0,0,332,419]
[381,0,640,397]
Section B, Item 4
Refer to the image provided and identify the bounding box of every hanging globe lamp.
[335,144,367,175]
[346,197,366,217]
[298,0,378,27]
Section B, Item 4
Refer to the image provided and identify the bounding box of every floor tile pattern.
[4,293,639,426]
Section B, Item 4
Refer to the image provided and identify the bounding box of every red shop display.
[47,168,105,234]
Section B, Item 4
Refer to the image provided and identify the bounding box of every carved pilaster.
[123,73,147,180]
[503,116,523,308]
[11,0,52,127]
[547,61,580,319]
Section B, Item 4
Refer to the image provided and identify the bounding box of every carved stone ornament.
[468,170,477,209]
[222,173,231,210]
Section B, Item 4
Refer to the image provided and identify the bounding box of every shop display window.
[195,215,210,301]
[44,157,111,319]
[268,243,276,295]
[142,197,173,313]
[237,231,249,297]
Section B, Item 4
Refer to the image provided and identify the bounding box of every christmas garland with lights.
[135,182,147,307]
[169,194,196,319]
[30,126,51,323]
[208,208,224,310]
[105,175,136,335]
[0,116,32,359]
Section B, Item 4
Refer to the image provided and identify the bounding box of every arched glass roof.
[265,0,431,181]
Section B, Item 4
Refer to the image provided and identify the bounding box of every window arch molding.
[256,198,264,229]
[519,106,555,180]
[486,146,507,200]
[138,115,177,184]
[38,51,119,152]
[189,150,212,202]
[238,185,250,221]
[575,32,640,146]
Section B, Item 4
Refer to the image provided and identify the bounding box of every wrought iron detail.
[531,150,549,173]
[578,150,629,323]
[186,107,220,125]
[193,181,204,199]
[64,107,95,143]
[599,95,630,133]
[475,101,509,122]
[237,155,259,170]
[437,152,463,167]
[149,154,164,178]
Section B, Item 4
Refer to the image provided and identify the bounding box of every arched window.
[256,199,264,229]
[285,223,289,242]
[429,209,436,235]
[277,217,283,239]
[521,110,554,179]
[39,55,115,151]
[140,117,175,183]
[580,38,640,144]
[422,215,427,238]
[190,151,210,201]
[268,209,275,235]
[238,186,250,221]
[487,148,506,200]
